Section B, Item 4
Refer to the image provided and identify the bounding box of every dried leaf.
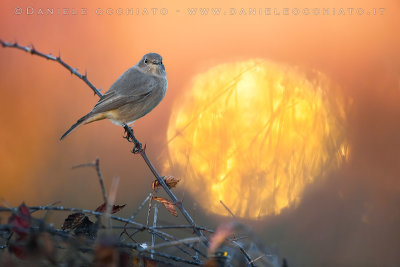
[61,213,85,230]
[152,176,180,191]
[8,202,31,239]
[74,216,98,240]
[95,203,126,214]
[152,197,178,217]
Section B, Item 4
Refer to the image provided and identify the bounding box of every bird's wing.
[92,67,157,114]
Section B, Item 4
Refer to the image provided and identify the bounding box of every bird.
[60,53,167,140]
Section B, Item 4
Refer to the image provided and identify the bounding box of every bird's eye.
[144,59,148,64]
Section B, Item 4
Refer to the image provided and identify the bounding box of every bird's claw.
[132,143,146,154]
[123,125,134,142]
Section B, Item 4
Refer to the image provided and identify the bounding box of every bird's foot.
[123,124,134,142]
[132,143,146,154]
[122,124,145,153]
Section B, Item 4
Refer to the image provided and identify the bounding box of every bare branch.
[220,200,236,218]
[103,176,120,228]
[0,40,102,97]
[1,39,205,243]
[123,125,206,241]
[72,158,107,205]
[143,236,204,251]
[151,204,158,259]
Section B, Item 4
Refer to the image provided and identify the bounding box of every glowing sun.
[165,59,348,219]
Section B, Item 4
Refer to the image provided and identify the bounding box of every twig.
[146,193,153,226]
[148,228,203,262]
[1,41,213,264]
[220,200,236,218]
[120,193,152,240]
[0,206,145,233]
[151,225,214,232]
[231,240,256,267]
[142,251,201,266]
[151,203,158,259]
[129,193,152,221]
[0,40,102,97]
[104,176,120,228]
[248,254,265,264]
[117,242,201,265]
[0,40,205,243]
[95,159,108,205]
[143,237,203,251]
[72,158,107,205]
[124,125,206,241]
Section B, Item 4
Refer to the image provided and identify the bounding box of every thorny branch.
[0,40,265,266]
[123,125,206,240]
[0,39,204,239]
[0,40,102,97]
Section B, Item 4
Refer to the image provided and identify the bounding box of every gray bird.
[60,53,167,140]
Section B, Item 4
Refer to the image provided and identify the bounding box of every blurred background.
[0,0,399,266]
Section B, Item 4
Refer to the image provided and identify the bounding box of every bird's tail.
[60,113,91,140]
[60,112,107,140]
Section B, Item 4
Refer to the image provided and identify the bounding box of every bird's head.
[138,53,166,77]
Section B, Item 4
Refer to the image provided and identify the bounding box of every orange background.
[0,0,400,266]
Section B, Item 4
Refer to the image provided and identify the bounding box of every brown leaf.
[152,176,180,191]
[95,203,126,214]
[74,216,98,239]
[61,213,85,230]
[151,197,178,217]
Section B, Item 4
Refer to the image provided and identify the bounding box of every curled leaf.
[61,213,85,230]
[152,197,178,217]
[95,203,126,214]
[152,176,180,191]
[74,216,97,239]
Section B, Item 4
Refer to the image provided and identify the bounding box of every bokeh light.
[166,59,348,218]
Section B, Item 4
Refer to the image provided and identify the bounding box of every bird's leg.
[122,124,143,153]
[122,125,132,142]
